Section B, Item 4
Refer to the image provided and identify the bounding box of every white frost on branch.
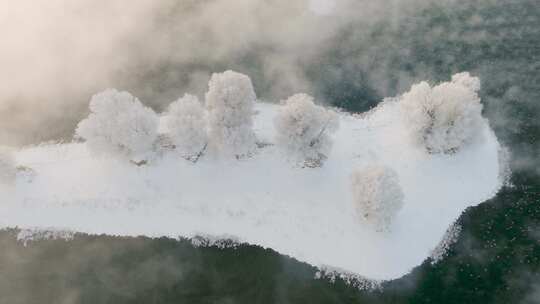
[205,70,257,158]
[17,228,75,247]
[400,72,484,154]
[350,165,404,232]
[166,94,208,160]
[451,71,481,92]
[0,147,16,184]
[75,89,159,161]
[274,93,339,166]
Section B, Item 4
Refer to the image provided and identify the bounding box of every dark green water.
[1,1,539,303]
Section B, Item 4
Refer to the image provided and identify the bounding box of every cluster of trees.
[349,72,484,231]
[75,70,340,167]
[75,71,257,162]
[2,71,486,232]
[400,72,483,154]
[351,72,483,231]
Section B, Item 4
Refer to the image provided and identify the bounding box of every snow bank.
[0,147,16,185]
[0,96,504,282]
[0,71,507,280]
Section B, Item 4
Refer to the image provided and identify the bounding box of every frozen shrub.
[75,89,159,161]
[274,93,339,167]
[351,165,404,232]
[166,94,208,161]
[0,147,16,184]
[205,70,257,158]
[400,72,483,154]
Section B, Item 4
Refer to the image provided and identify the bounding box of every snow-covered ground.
[0,101,504,281]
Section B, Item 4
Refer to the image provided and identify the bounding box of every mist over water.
[1,0,538,176]
[0,0,539,303]
[0,0,439,145]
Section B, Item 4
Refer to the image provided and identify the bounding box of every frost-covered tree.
[75,89,159,162]
[166,94,208,161]
[451,71,481,92]
[350,165,404,232]
[274,93,339,167]
[0,147,16,184]
[400,72,484,154]
[205,70,257,158]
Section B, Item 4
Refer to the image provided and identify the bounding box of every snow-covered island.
[0,71,505,281]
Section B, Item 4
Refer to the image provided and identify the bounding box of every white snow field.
[0,100,503,281]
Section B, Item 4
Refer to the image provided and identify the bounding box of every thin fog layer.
[0,0,537,176]
[0,0,436,145]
